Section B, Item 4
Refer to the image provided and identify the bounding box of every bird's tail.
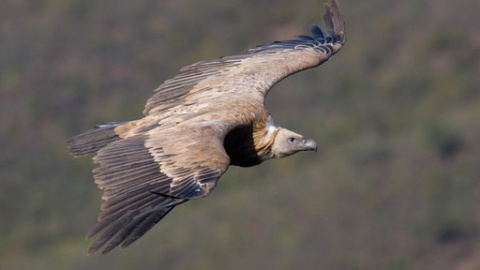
[67,122,125,157]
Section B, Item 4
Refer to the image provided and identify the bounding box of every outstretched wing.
[144,0,345,116]
[85,124,231,255]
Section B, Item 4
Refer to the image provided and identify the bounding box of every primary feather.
[68,0,346,255]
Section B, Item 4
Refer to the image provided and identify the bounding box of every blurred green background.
[1,0,479,269]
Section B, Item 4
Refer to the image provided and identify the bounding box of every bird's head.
[270,128,317,159]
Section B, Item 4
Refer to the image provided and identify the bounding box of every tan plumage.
[68,0,346,255]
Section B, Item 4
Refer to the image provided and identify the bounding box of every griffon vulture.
[68,0,346,255]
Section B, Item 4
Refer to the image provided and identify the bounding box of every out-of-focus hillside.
[1,0,479,269]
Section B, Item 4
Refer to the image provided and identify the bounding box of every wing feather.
[325,0,346,37]
[143,0,345,116]
[86,129,229,254]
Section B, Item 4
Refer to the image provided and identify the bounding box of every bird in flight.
[68,0,346,255]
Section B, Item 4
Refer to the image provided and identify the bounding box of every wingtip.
[87,245,99,256]
[323,0,346,44]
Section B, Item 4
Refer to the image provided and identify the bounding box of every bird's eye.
[287,137,295,144]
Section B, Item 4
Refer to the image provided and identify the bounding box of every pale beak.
[302,138,318,152]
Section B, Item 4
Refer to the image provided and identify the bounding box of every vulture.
[68,0,346,255]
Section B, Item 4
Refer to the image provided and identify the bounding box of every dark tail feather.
[67,122,125,157]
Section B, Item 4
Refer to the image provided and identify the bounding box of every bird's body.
[68,0,346,255]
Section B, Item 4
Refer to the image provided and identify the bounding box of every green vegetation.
[1,0,479,269]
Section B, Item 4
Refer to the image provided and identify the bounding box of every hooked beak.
[302,138,318,152]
